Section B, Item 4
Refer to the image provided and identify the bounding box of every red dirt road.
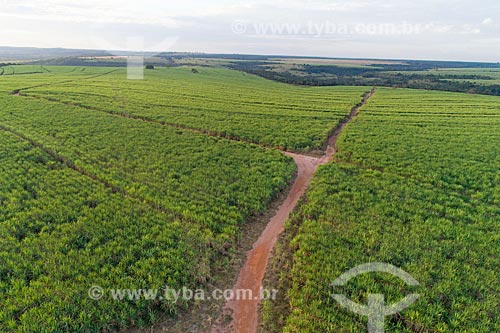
[216,153,321,333]
[211,89,374,333]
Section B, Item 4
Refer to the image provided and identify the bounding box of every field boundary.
[325,88,376,155]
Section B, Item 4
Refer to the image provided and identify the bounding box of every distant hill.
[0,46,115,61]
[0,46,160,62]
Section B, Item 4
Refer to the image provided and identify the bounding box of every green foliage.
[265,88,500,332]
[230,61,500,96]
[0,93,296,235]
[14,66,368,152]
[0,131,212,332]
[0,66,334,331]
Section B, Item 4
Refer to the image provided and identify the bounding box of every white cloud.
[0,0,191,26]
[0,0,499,61]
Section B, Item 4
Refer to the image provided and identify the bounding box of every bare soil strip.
[324,87,375,157]
[211,89,374,333]
[211,153,321,333]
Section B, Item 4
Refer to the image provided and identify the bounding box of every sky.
[0,0,499,62]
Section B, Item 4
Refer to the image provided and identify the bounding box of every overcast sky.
[1,0,499,62]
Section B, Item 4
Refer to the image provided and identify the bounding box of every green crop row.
[15,66,368,152]
[0,94,297,237]
[0,66,115,93]
[0,129,215,332]
[0,82,296,331]
[263,88,500,332]
[336,88,500,206]
[0,65,373,332]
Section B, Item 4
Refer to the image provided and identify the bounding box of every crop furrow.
[16,88,374,157]
[0,122,182,219]
[12,69,120,93]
